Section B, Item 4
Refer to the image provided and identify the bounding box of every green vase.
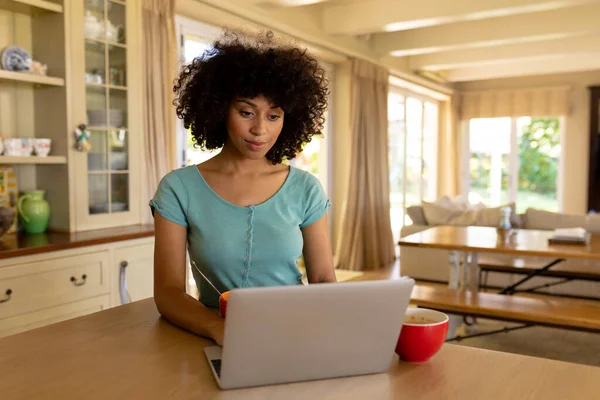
[17,190,50,234]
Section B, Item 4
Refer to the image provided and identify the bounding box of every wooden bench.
[478,256,600,282]
[410,284,600,333]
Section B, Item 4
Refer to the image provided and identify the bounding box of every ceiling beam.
[445,53,600,82]
[410,35,600,71]
[322,0,597,36]
[372,4,600,56]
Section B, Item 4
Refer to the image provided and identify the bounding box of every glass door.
[72,0,141,231]
[467,118,511,207]
[84,0,129,216]
[388,89,440,241]
[388,92,406,238]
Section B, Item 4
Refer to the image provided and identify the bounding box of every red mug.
[395,308,449,363]
[219,291,230,318]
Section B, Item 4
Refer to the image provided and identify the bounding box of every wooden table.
[1,299,600,399]
[398,226,600,291]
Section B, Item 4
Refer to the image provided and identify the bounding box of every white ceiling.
[240,0,600,82]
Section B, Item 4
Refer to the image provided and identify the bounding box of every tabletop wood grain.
[398,226,600,260]
[0,298,599,399]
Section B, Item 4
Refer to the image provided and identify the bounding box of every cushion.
[433,195,471,210]
[524,208,585,231]
[422,201,518,227]
[421,201,463,225]
[406,205,427,225]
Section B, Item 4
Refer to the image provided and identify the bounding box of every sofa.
[399,197,600,299]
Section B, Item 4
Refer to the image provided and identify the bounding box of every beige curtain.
[142,0,178,222]
[335,59,395,271]
[437,96,461,197]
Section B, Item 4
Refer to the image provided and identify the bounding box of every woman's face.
[225,95,285,160]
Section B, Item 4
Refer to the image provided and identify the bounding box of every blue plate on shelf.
[1,46,32,71]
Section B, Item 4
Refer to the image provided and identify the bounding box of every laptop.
[204,278,415,390]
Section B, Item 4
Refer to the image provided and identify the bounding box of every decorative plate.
[1,46,32,71]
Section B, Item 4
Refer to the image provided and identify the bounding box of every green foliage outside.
[517,118,560,194]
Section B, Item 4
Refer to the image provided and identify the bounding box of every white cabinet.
[113,241,154,305]
[0,236,154,339]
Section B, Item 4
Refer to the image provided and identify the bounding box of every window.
[175,18,221,168]
[466,117,561,213]
[388,89,439,240]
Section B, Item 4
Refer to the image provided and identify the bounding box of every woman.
[149,32,336,345]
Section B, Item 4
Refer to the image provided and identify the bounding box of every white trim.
[557,116,565,212]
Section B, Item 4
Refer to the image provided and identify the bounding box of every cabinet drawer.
[0,251,110,319]
[0,295,110,339]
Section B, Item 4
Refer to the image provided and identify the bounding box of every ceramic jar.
[17,190,50,234]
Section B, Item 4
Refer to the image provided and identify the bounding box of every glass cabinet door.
[84,0,129,216]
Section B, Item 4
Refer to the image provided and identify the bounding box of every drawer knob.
[70,274,87,287]
[0,289,12,304]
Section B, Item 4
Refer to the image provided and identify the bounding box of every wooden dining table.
[1,298,599,399]
[398,226,600,291]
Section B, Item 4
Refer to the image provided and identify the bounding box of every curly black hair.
[173,31,330,164]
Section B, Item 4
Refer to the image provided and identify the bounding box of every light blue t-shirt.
[149,165,331,308]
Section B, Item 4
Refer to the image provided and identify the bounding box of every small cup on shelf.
[32,138,52,157]
[22,138,34,156]
[3,138,24,156]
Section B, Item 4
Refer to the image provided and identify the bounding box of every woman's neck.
[212,142,273,175]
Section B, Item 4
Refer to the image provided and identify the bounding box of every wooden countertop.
[0,298,599,399]
[399,225,600,260]
[0,224,154,260]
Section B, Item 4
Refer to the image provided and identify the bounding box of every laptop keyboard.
[211,359,222,378]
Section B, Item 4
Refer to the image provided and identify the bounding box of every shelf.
[0,70,64,86]
[86,83,127,91]
[88,170,129,175]
[87,126,128,131]
[85,37,127,49]
[0,0,63,15]
[0,155,67,165]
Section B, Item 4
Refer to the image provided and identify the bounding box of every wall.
[455,70,600,214]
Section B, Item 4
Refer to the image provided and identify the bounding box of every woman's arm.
[301,213,337,283]
[153,213,225,345]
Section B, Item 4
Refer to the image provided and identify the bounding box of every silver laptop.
[204,278,415,389]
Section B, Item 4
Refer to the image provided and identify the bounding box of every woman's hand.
[209,319,225,346]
